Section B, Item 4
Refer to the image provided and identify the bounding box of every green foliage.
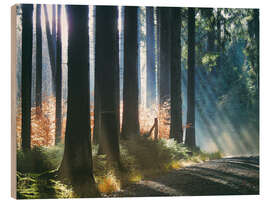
[92,136,191,193]
[17,171,75,199]
[17,144,64,173]
[201,53,219,71]
[120,136,190,174]
[17,136,222,198]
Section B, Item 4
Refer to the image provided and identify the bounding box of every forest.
[14,4,259,198]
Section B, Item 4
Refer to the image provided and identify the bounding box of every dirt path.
[110,156,259,197]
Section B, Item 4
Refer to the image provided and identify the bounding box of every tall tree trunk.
[216,9,222,71]
[58,5,98,197]
[158,7,172,139]
[35,4,42,113]
[156,8,160,140]
[44,5,56,93]
[185,8,196,149]
[122,6,140,138]
[158,7,171,106]
[170,8,183,143]
[146,7,156,108]
[137,8,141,105]
[95,6,120,163]
[156,8,160,105]
[55,5,62,144]
[202,8,215,52]
[21,4,33,151]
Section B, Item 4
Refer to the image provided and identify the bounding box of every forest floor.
[107,156,259,197]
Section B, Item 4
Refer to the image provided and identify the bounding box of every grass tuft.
[17,136,222,198]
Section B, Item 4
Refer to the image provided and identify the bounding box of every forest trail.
[110,156,259,197]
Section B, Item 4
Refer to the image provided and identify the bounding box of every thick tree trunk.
[146,7,156,108]
[155,7,160,140]
[185,8,196,149]
[95,6,120,162]
[115,9,121,145]
[44,5,56,93]
[35,4,42,113]
[122,6,140,138]
[158,7,171,106]
[55,5,62,144]
[156,8,160,133]
[21,4,33,151]
[137,8,141,105]
[59,5,98,197]
[216,9,222,71]
[170,8,183,143]
[156,8,160,102]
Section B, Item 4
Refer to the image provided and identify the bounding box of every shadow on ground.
[111,156,259,197]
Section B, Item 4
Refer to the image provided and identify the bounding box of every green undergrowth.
[16,136,222,198]
[16,171,75,199]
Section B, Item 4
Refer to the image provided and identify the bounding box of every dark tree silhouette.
[95,6,120,163]
[52,5,56,55]
[185,8,196,149]
[156,9,160,135]
[137,8,142,105]
[59,5,98,197]
[216,9,222,71]
[21,4,33,151]
[122,6,140,138]
[35,4,42,113]
[158,7,172,106]
[170,8,183,143]
[202,8,215,52]
[146,7,156,108]
[55,5,62,144]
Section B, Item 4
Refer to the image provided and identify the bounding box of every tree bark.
[185,8,196,149]
[156,8,160,139]
[216,9,222,71]
[206,8,215,52]
[158,7,171,106]
[170,8,183,143]
[122,6,140,138]
[146,7,156,108]
[55,5,62,144]
[137,8,141,105]
[21,4,33,151]
[95,6,120,163]
[35,4,42,113]
[58,5,98,197]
